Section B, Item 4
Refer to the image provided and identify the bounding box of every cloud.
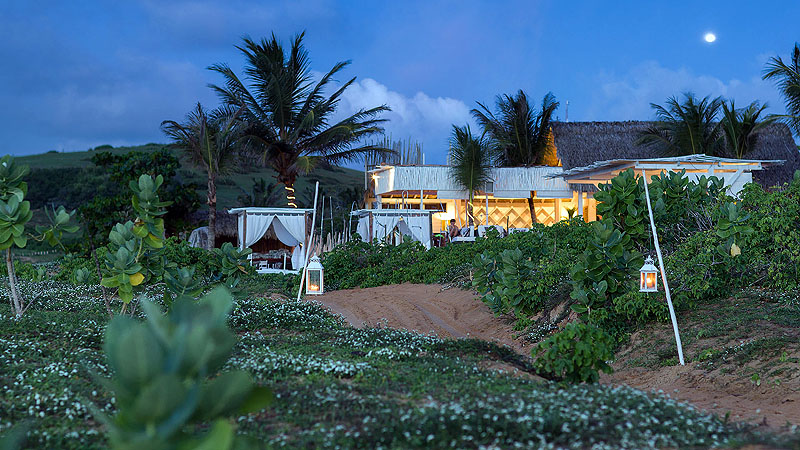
[585,61,786,121]
[337,78,474,164]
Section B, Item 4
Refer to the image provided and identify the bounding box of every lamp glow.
[639,256,659,292]
[305,254,324,295]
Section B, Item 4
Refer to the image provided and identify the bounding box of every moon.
[704,32,716,43]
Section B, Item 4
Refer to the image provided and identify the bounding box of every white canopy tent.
[227,207,313,273]
[351,209,433,249]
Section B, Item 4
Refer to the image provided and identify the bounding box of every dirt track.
[314,283,800,430]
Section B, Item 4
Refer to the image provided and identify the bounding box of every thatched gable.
[551,121,800,189]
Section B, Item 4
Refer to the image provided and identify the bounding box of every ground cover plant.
[3,278,796,448]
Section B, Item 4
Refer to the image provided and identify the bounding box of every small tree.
[0,156,33,317]
[161,103,243,249]
[0,156,78,317]
[100,175,171,313]
[93,287,272,448]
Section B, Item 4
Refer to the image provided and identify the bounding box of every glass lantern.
[639,256,658,293]
[305,254,324,295]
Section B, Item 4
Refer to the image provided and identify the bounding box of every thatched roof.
[187,210,238,237]
[551,121,800,189]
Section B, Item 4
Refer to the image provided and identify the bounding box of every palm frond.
[763,43,800,136]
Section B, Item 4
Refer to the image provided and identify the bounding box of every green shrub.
[569,220,642,320]
[325,218,590,291]
[612,290,669,323]
[738,179,800,291]
[594,168,649,248]
[160,237,222,279]
[533,321,615,383]
[93,287,272,448]
[472,246,575,318]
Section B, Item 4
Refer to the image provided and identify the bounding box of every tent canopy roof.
[228,207,312,215]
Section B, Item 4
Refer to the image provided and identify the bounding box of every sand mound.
[316,283,533,356]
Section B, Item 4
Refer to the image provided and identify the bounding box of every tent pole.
[297,181,320,302]
[641,169,685,365]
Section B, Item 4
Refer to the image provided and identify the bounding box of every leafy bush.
[325,218,590,291]
[569,220,642,320]
[594,168,649,248]
[612,290,669,323]
[160,237,222,279]
[472,246,575,318]
[532,321,615,383]
[93,287,272,448]
[737,178,800,291]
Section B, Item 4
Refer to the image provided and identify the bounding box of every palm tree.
[208,32,391,206]
[449,125,496,227]
[471,91,559,166]
[471,90,558,223]
[763,43,800,136]
[638,93,725,156]
[161,103,242,249]
[720,100,776,158]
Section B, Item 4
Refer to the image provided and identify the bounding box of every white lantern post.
[641,169,684,365]
[305,254,324,295]
[639,256,658,292]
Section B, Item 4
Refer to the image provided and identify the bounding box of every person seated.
[447,219,460,242]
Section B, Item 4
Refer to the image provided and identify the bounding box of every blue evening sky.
[1,0,798,163]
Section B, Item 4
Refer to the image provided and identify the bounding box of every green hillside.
[18,144,366,211]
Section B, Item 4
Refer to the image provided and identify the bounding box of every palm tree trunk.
[467,192,475,228]
[207,172,217,250]
[527,192,539,225]
[6,249,24,317]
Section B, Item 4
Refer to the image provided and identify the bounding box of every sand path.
[317,283,533,355]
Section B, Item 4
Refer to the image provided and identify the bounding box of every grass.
[621,288,800,386]
[2,277,798,448]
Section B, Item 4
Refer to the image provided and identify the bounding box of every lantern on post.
[639,256,658,292]
[305,254,324,295]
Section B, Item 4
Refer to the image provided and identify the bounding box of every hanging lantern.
[639,256,658,292]
[305,254,324,295]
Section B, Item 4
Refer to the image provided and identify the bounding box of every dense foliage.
[471,220,590,318]
[323,219,589,291]
[79,149,199,247]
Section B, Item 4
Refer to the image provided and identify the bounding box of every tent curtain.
[291,246,305,269]
[243,214,274,248]
[403,215,431,248]
[272,215,306,246]
[237,215,244,249]
[356,216,370,242]
[373,215,400,241]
